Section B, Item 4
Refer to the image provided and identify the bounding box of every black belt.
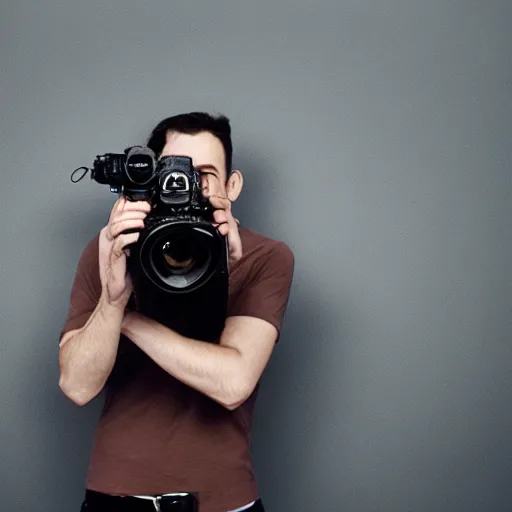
[83,489,199,511]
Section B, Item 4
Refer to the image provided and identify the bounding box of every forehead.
[161,131,226,173]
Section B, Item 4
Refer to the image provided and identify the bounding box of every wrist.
[98,292,128,320]
[120,309,139,335]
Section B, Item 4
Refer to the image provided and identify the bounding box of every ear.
[226,170,243,202]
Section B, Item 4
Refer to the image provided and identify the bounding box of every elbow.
[222,379,253,411]
[224,400,244,411]
[58,375,96,407]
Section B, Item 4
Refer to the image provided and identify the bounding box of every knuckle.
[112,239,123,254]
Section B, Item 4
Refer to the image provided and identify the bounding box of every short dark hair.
[146,112,233,175]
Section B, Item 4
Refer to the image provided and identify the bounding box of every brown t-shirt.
[60,226,294,512]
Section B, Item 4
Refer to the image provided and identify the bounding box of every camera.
[74,145,229,340]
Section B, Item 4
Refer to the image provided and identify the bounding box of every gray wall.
[1,1,511,511]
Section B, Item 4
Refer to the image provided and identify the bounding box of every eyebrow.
[195,164,220,175]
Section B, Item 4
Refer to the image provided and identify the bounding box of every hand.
[98,196,151,309]
[204,193,243,265]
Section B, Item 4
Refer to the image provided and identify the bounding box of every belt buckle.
[152,496,162,512]
[160,493,198,512]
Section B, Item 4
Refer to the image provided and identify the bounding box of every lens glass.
[142,224,218,292]
[161,235,201,274]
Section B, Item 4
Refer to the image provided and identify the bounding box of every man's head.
[146,112,243,202]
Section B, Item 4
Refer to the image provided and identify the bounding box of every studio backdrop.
[1,1,511,511]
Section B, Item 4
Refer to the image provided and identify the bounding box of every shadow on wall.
[232,146,330,508]
[230,140,283,235]
[232,145,359,510]
[250,290,346,511]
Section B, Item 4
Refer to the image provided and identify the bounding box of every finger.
[102,225,113,242]
[109,218,145,238]
[111,232,140,259]
[214,206,239,229]
[227,230,243,262]
[109,196,126,223]
[207,194,232,211]
[224,209,237,226]
[217,223,230,236]
[120,200,152,213]
[111,210,149,225]
[108,197,150,225]
[213,209,228,224]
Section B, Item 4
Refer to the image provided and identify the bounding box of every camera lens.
[153,228,211,289]
[162,237,200,274]
[139,222,222,293]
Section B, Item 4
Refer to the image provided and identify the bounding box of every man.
[59,112,295,512]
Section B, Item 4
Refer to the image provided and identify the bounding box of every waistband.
[85,489,198,511]
[84,489,261,512]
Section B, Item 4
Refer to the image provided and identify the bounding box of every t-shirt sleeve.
[60,235,102,341]
[228,240,295,340]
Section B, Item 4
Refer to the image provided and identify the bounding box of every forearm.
[121,312,246,409]
[58,295,125,405]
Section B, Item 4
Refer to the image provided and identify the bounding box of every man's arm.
[121,313,277,410]
[120,232,295,410]
[58,197,151,406]
[58,296,124,406]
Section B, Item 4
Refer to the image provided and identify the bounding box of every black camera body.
[93,146,208,209]
[89,146,228,341]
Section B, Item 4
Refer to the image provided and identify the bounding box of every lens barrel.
[137,218,226,294]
